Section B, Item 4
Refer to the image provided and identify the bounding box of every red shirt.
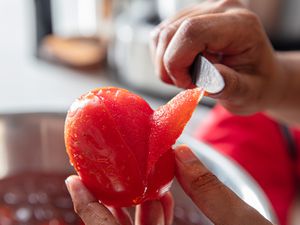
[195,105,300,225]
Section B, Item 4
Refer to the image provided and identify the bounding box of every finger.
[163,14,229,88]
[208,63,250,100]
[160,192,174,225]
[109,207,133,225]
[150,25,175,84]
[209,63,265,114]
[65,175,119,225]
[135,200,164,225]
[152,2,220,85]
[151,0,243,67]
[155,24,178,84]
[174,145,273,225]
[202,51,223,64]
[150,27,161,64]
[163,11,261,88]
[153,2,226,86]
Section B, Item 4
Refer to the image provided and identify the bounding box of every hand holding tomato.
[65,87,200,207]
[65,145,274,225]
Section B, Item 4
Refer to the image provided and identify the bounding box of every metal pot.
[0,113,278,224]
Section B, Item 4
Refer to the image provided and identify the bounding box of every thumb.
[174,145,273,225]
[207,64,258,113]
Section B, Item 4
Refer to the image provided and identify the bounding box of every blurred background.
[0,0,300,225]
[2,0,300,111]
[2,0,300,113]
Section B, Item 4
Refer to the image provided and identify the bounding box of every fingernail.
[65,176,72,193]
[150,27,160,38]
[175,146,198,164]
[169,75,178,86]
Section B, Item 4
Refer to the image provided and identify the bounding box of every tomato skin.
[65,88,151,206]
[145,149,175,200]
[65,87,200,207]
[147,88,201,173]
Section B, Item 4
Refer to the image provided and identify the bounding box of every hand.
[150,0,287,115]
[65,176,174,225]
[66,145,274,225]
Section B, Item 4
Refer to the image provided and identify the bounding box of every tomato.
[65,87,200,207]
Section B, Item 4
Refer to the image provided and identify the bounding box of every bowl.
[0,113,278,224]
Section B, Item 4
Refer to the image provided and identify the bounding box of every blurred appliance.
[109,6,181,97]
[34,0,125,68]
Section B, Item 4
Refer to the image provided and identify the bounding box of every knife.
[190,54,225,94]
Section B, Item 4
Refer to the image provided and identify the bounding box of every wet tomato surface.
[65,87,200,207]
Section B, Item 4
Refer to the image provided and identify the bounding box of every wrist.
[264,52,293,123]
[257,52,286,109]
[273,52,290,105]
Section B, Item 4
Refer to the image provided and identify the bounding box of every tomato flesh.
[65,87,200,206]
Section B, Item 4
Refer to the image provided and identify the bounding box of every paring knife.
[190,54,225,95]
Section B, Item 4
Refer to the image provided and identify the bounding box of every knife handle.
[190,53,202,85]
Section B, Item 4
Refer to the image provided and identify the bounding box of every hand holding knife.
[191,54,225,95]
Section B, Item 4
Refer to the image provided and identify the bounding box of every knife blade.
[190,54,225,94]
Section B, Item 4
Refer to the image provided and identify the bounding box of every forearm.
[266,51,300,126]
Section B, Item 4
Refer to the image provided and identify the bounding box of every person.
[65,0,300,224]
[150,0,300,224]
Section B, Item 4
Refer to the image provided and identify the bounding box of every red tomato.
[65,87,200,207]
